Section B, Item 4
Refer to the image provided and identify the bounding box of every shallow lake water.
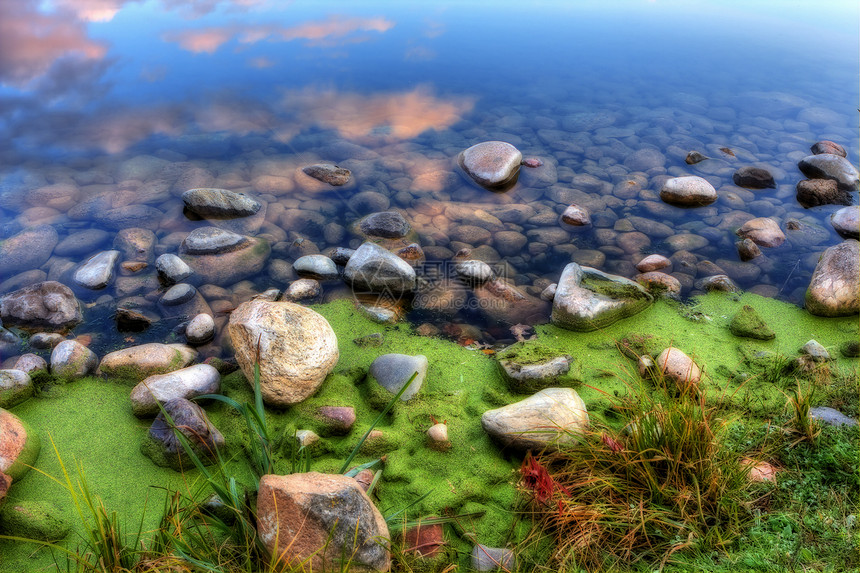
[0,0,858,358]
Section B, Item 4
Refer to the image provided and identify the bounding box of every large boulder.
[98,343,198,382]
[0,281,82,332]
[130,364,221,417]
[182,188,261,219]
[458,141,522,190]
[481,387,588,451]
[0,408,40,481]
[228,300,338,406]
[257,472,390,572]
[797,154,859,191]
[344,242,416,295]
[551,263,653,331]
[805,240,859,317]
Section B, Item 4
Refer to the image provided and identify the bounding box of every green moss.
[0,501,70,542]
[729,304,776,340]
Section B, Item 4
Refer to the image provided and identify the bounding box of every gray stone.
[455,260,495,285]
[471,545,515,571]
[458,141,522,190]
[809,407,858,427]
[94,205,163,231]
[551,263,653,332]
[301,164,352,186]
[74,250,120,290]
[358,211,411,238]
[155,254,194,285]
[50,340,98,379]
[368,354,427,401]
[0,370,33,408]
[831,206,859,239]
[344,242,416,294]
[799,339,830,362]
[0,282,82,332]
[182,188,261,218]
[329,247,355,266]
[131,364,221,417]
[733,166,775,189]
[805,240,859,317]
[660,176,717,206]
[798,154,859,191]
[735,217,785,248]
[143,398,225,471]
[736,238,762,261]
[180,227,248,255]
[293,255,339,281]
[185,313,215,345]
[161,283,197,306]
[560,204,591,226]
[481,387,588,450]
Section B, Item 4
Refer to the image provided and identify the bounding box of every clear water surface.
[1,0,858,357]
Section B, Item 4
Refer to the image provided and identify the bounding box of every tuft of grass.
[518,369,756,571]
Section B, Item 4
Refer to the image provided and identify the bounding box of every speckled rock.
[228,300,338,406]
[284,278,321,302]
[805,240,859,317]
[481,387,588,451]
[831,206,859,239]
[9,354,47,376]
[359,211,411,239]
[301,164,352,186]
[455,260,495,285]
[733,166,775,189]
[182,188,261,218]
[458,141,522,190]
[0,225,58,275]
[0,282,81,333]
[185,313,215,345]
[130,364,221,417]
[50,340,98,379]
[113,228,156,263]
[796,178,852,208]
[0,408,40,481]
[655,347,701,386]
[257,473,389,572]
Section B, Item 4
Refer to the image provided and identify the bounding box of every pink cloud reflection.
[163,27,237,54]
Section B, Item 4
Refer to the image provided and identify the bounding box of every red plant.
[520,452,569,503]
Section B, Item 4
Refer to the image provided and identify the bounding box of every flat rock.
[831,206,859,239]
[301,164,352,186]
[0,282,82,332]
[344,242,416,295]
[481,387,588,450]
[496,344,571,394]
[99,343,198,382]
[179,231,270,285]
[131,364,221,417]
[797,154,860,191]
[228,300,338,406]
[50,340,98,379]
[73,250,120,290]
[368,354,427,401]
[55,229,111,258]
[180,227,248,255]
[551,263,653,332]
[805,239,859,317]
[0,370,33,408]
[142,398,225,471]
[257,472,389,572]
[660,176,717,206]
[182,188,261,219]
[735,217,785,248]
[809,407,857,427]
[0,409,40,481]
[458,141,522,190]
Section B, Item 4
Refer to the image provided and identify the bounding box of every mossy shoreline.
[1,292,857,572]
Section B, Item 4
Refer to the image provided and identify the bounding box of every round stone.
[831,206,859,239]
[185,313,215,345]
[735,218,785,248]
[293,255,339,281]
[660,176,717,206]
[358,211,411,239]
[458,141,522,190]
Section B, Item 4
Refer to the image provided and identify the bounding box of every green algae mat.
[1,293,857,572]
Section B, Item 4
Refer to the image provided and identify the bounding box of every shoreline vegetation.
[1,293,857,572]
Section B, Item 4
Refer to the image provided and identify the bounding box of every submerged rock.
[805,239,859,317]
[228,300,338,407]
[560,204,591,226]
[458,141,522,190]
[301,164,352,186]
[179,228,270,285]
[358,211,411,239]
[685,150,709,165]
[73,250,120,290]
[551,263,653,332]
[481,387,588,451]
[0,225,58,276]
[257,472,390,572]
[831,206,860,239]
[182,188,261,219]
[733,166,775,189]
